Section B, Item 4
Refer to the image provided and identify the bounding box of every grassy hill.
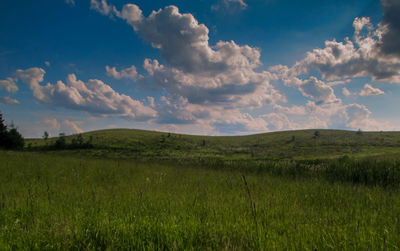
[3,130,400,249]
[26,129,400,160]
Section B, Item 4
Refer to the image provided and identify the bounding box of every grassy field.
[1,151,400,250]
[26,129,400,160]
[2,129,400,249]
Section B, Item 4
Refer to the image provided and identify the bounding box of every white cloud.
[90,1,400,135]
[106,65,140,80]
[152,94,271,134]
[298,77,340,104]
[15,68,157,120]
[45,61,51,67]
[61,120,83,134]
[43,118,61,131]
[343,103,393,131]
[286,16,400,84]
[262,113,296,131]
[0,96,19,105]
[327,79,352,86]
[264,4,400,133]
[143,58,283,108]
[273,104,307,115]
[0,78,18,93]
[95,3,284,112]
[359,83,384,96]
[117,5,260,74]
[90,0,118,17]
[120,4,282,108]
[43,118,82,135]
[342,87,351,97]
[15,67,46,100]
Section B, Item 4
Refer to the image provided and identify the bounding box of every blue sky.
[1,0,399,137]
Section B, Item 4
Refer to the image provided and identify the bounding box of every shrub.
[54,133,67,149]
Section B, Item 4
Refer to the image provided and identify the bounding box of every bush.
[51,133,93,150]
[54,133,67,149]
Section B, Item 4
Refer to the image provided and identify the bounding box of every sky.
[1,0,400,137]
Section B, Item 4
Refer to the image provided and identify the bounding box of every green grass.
[5,129,400,249]
[1,151,400,250]
[26,129,400,160]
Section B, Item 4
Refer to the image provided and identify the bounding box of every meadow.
[1,129,400,249]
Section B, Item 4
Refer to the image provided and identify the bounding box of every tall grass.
[1,151,400,249]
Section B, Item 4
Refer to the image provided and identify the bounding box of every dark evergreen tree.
[0,112,24,150]
[0,113,7,148]
[5,128,24,149]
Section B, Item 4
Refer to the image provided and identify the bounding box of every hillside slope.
[26,129,400,160]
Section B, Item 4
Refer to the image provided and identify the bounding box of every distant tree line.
[50,133,93,150]
[0,112,24,150]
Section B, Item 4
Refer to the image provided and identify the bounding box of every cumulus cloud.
[0,96,19,105]
[61,120,83,134]
[298,77,339,104]
[90,0,118,17]
[285,16,400,84]
[43,118,61,131]
[90,1,400,134]
[359,83,384,96]
[143,58,283,108]
[263,2,400,132]
[43,118,82,135]
[262,113,296,131]
[106,65,140,80]
[342,87,351,97]
[117,5,260,73]
[15,68,157,120]
[343,104,385,130]
[91,2,285,134]
[211,111,269,134]
[150,94,271,134]
[15,67,46,100]
[273,104,307,115]
[0,78,18,93]
[270,101,396,132]
[327,79,352,86]
[111,4,283,108]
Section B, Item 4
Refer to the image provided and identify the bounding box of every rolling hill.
[26,129,400,160]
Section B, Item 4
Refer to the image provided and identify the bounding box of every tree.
[5,128,24,150]
[54,133,66,149]
[43,131,49,141]
[71,134,84,147]
[0,112,24,150]
[0,113,7,149]
[0,113,7,135]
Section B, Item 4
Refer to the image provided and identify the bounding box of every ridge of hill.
[26,129,400,160]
